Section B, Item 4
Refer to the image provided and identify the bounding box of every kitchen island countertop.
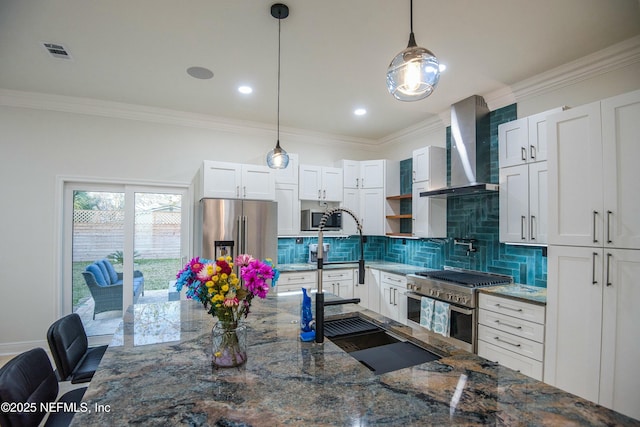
[71,295,636,426]
[479,283,547,305]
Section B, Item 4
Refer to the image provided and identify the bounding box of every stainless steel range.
[406,267,512,353]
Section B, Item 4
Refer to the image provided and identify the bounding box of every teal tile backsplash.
[278,103,547,287]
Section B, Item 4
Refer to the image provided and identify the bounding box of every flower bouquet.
[175,254,279,367]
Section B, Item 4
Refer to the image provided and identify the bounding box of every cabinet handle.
[286,276,307,281]
[356,178,359,188]
[236,186,240,197]
[607,210,612,244]
[530,215,536,240]
[243,186,246,198]
[606,253,612,287]
[386,276,402,283]
[323,189,326,199]
[318,189,321,199]
[530,145,536,160]
[521,147,527,161]
[593,211,599,243]
[393,288,397,306]
[521,216,527,240]
[494,336,521,348]
[495,320,523,330]
[495,303,523,313]
[412,170,416,183]
[592,252,598,285]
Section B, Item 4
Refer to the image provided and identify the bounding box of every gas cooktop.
[414,269,512,288]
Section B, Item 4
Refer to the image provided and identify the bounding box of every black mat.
[349,341,441,375]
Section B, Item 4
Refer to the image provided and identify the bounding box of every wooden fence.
[73,210,181,262]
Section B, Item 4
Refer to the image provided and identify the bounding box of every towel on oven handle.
[420,296,435,330]
[432,301,450,337]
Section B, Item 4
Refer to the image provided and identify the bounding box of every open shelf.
[385,232,413,237]
[386,194,412,200]
[386,214,412,219]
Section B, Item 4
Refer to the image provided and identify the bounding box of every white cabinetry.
[274,154,300,236]
[343,160,385,189]
[545,246,640,420]
[411,146,447,238]
[545,89,640,421]
[499,161,547,244]
[548,90,640,248]
[498,107,563,168]
[299,165,343,202]
[478,293,546,380]
[198,160,275,200]
[379,271,407,324]
[323,269,353,298]
[341,160,399,236]
[276,271,316,294]
[275,183,300,236]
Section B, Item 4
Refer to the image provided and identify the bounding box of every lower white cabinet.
[545,246,640,420]
[276,271,316,294]
[379,271,407,324]
[478,293,546,381]
[323,269,353,298]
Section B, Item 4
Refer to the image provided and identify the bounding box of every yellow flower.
[216,266,222,272]
[214,351,221,358]
[226,255,232,262]
[221,273,228,280]
[212,294,224,302]
[221,284,229,292]
[212,276,219,282]
[205,280,214,288]
[231,277,239,285]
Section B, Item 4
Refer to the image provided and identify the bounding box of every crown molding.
[377,115,444,146]
[0,88,376,149]
[484,34,640,111]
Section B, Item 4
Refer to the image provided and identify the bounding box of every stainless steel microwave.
[301,209,342,231]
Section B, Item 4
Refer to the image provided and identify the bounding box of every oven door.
[406,292,476,353]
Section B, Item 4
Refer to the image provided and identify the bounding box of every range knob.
[453,295,460,303]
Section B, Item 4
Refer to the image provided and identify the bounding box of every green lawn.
[72,258,182,307]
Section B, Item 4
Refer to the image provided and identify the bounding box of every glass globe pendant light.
[266,3,290,169]
[386,0,440,101]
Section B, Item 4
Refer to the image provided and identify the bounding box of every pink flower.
[223,297,239,307]
[235,254,255,267]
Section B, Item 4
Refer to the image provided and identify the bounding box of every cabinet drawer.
[478,340,543,381]
[478,324,544,361]
[380,272,406,287]
[479,293,545,324]
[276,272,316,293]
[478,309,545,343]
[322,269,353,281]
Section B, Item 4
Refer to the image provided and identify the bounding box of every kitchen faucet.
[315,207,364,343]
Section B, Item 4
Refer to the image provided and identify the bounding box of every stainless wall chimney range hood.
[420,95,498,198]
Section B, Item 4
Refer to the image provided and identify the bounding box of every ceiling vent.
[42,42,72,60]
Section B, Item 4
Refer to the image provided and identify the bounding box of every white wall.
[1,41,639,353]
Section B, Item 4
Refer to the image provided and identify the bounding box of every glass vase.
[211,321,247,368]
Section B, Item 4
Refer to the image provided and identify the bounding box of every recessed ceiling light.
[354,108,367,116]
[186,66,214,80]
[438,63,447,72]
[238,86,253,94]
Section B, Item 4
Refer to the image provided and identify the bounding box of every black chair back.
[0,348,58,427]
[46,313,88,382]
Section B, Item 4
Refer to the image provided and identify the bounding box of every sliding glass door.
[63,182,189,337]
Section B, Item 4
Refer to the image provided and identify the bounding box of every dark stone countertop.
[71,295,637,426]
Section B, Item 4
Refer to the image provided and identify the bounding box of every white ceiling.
[1,0,639,141]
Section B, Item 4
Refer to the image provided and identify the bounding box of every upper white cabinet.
[341,160,399,236]
[498,107,564,168]
[412,146,446,186]
[499,161,548,244]
[273,153,299,185]
[299,165,343,202]
[343,159,385,189]
[411,146,447,238]
[197,160,275,200]
[547,90,640,248]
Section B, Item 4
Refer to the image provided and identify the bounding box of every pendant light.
[266,3,290,169]
[386,0,440,101]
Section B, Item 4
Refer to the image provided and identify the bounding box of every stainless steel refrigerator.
[196,199,277,262]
